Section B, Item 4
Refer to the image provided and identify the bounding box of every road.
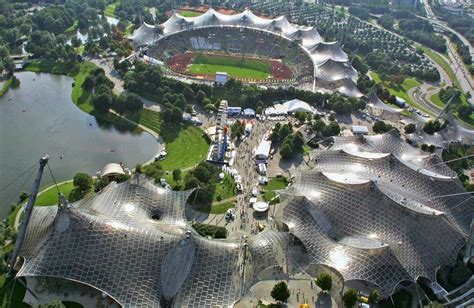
[421,0,474,104]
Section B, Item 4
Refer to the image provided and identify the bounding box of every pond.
[0,72,159,218]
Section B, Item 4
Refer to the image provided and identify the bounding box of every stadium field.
[187,54,271,79]
[166,52,293,80]
[179,10,203,17]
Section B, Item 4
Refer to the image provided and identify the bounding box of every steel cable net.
[16,132,474,303]
[17,176,246,307]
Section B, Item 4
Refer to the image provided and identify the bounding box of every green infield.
[187,54,271,79]
[179,10,202,17]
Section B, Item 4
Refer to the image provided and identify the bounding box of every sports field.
[166,52,293,80]
[187,54,271,79]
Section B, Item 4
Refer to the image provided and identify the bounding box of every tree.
[278,124,291,142]
[457,104,472,119]
[368,289,380,303]
[73,173,92,192]
[373,121,393,134]
[124,93,143,112]
[71,36,81,48]
[292,132,305,152]
[313,119,326,133]
[195,90,206,105]
[183,86,194,103]
[404,123,416,134]
[172,169,182,183]
[448,264,471,286]
[315,273,332,292]
[185,105,193,114]
[82,74,95,91]
[271,281,290,303]
[343,289,358,308]
[92,92,112,113]
[295,111,307,123]
[280,143,293,160]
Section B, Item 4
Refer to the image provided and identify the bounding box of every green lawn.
[430,92,444,108]
[35,181,74,206]
[160,124,209,170]
[65,20,78,34]
[124,22,135,36]
[213,175,236,202]
[7,205,22,228]
[263,177,288,202]
[104,1,119,17]
[0,77,12,97]
[133,109,209,171]
[70,62,97,113]
[178,10,202,17]
[209,201,235,214]
[25,60,80,76]
[369,71,424,111]
[187,54,271,79]
[419,46,460,88]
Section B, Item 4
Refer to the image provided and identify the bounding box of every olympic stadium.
[130,8,362,97]
[15,131,473,307]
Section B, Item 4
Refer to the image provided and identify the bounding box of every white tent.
[255,140,272,160]
[265,99,314,115]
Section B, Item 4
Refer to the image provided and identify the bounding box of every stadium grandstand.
[130,8,362,97]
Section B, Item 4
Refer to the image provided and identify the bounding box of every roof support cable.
[431,153,474,167]
[46,162,60,196]
[0,162,38,192]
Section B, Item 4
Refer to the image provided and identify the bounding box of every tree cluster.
[123,61,367,120]
[312,117,341,138]
[230,120,245,139]
[192,222,227,239]
[422,120,448,135]
[270,123,305,159]
[184,162,221,205]
[373,120,395,134]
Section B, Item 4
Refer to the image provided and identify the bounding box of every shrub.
[343,289,358,308]
[315,273,332,292]
[271,281,290,303]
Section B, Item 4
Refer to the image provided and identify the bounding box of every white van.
[257,163,267,175]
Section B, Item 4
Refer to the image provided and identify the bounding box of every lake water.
[0,72,159,218]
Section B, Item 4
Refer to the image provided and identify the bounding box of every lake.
[0,72,159,218]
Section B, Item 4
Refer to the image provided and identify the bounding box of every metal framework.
[17,133,473,305]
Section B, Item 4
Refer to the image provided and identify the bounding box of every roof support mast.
[8,155,49,275]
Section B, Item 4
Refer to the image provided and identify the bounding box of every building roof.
[277,132,472,295]
[367,93,402,114]
[265,99,313,115]
[243,108,255,116]
[101,163,125,177]
[351,125,369,134]
[17,132,473,302]
[255,139,272,158]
